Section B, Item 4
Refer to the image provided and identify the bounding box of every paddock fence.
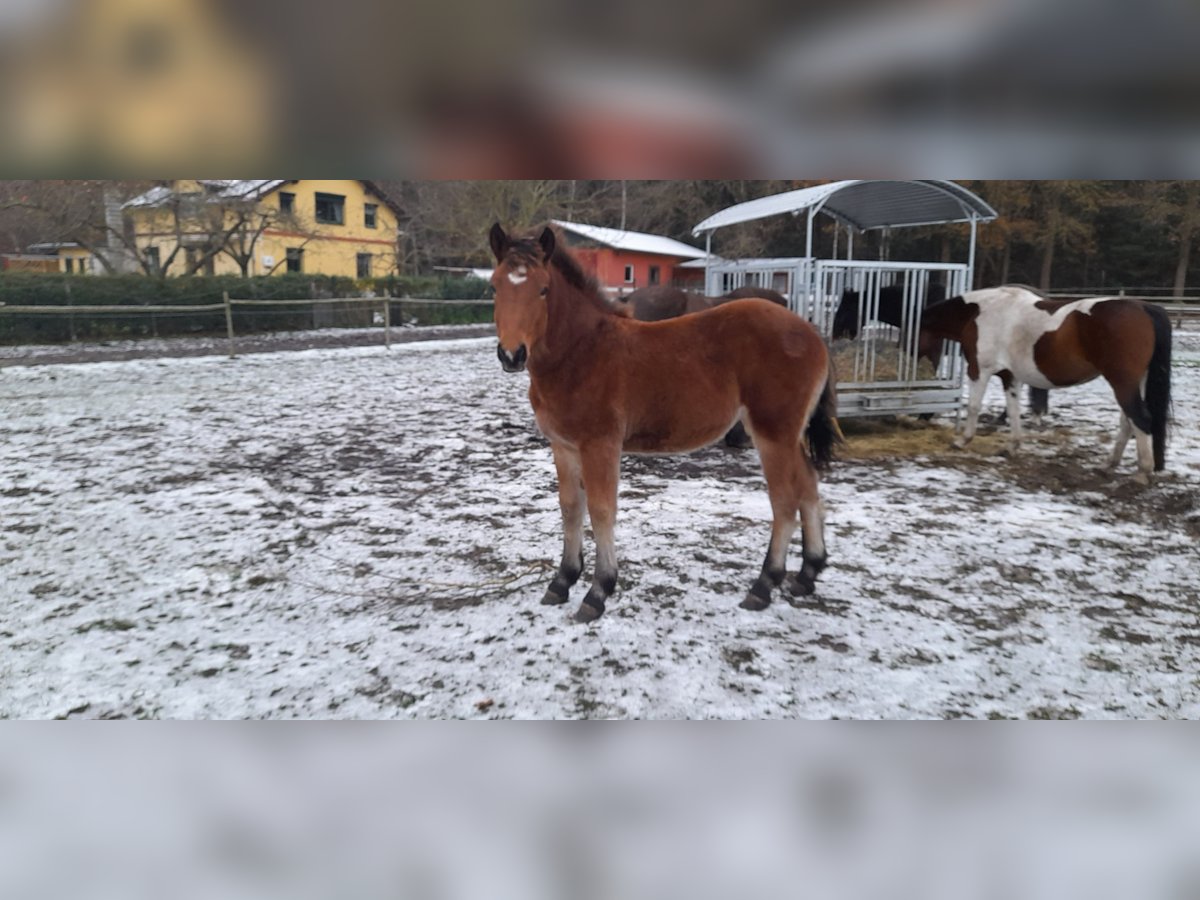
[0,294,496,355]
[1044,291,1200,328]
[1,290,1197,359]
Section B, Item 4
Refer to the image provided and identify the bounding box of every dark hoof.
[573,602,604,624]
[785,572,816,597]
[541,585,569,605]
[739,593,771,611]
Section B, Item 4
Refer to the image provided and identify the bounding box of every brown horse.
[619,285,789,447]
[490,223,839,623]
[919,286,1172,481]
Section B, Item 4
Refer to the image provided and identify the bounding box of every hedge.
[0,273,493,344]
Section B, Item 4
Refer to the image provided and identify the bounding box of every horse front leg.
[543,442,586,606]
[1000,374,1022,456]
[575,441,621,624]
[953,376,989,449]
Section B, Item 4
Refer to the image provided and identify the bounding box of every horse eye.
[539,287,549,297]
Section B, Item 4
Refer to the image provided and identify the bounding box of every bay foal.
[490,224,839,623]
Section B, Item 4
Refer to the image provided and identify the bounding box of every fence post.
[223,290,237,358]
[64,279,77,342]
[383,293,392,350]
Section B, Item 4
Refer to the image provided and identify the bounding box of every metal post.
[704,232,712,295]
[383,293,392,350]
[805,208,814,260]
[847,228,855,261]
[223,290,237,358]
[967,215,978,289]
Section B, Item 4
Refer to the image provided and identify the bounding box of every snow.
[2,328,1199,718]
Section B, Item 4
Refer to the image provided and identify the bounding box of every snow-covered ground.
[2,329,1199,718]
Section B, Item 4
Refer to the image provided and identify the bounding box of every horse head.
[488,222,556,373]
[831,289,860,340]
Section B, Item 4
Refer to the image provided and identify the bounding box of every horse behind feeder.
[618,284,788,322]
[489,223,839,623]
[619,284,790,448]
[918,286,1173,482]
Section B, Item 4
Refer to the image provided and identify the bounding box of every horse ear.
[538,226,556,262]
[488,222,508,261]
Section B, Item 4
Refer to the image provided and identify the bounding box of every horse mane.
[505,226,627,318]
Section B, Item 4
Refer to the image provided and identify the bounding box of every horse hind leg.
[1107,414,1133,471]
[1109,377,1155,483]
[784,448,826,599]
[740,437,798,611]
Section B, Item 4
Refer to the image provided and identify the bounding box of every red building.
[552,220,707,297]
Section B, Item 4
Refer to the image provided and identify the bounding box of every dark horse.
[618,285,789,447]
[832,282,947,367]
[618,284,788,322]
[490,223,839,622]
[918,286,1172,482]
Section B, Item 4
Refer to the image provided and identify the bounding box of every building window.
[364,203,378,229]
[623,264,634,284]
[286,247,304,273]
[314,192,345,225]
[145,246,161,274]
[64,258,74,274]
[649,265,660,285]
[356,253,372,278]
[279,192,295,215]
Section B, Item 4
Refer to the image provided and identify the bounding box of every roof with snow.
[552,220,706,259]
[124,180,402,215]
[124,180,289,209]
[692,180,997,235]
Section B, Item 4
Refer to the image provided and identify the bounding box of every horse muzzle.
[497,343,527,373]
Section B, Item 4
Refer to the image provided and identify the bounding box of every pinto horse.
[918,286,1173,481]
[489,223,839,623]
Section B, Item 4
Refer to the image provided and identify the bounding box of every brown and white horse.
[919,286,1173,481]
[489,223,839,623]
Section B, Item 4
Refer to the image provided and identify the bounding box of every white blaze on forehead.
[507,266,528,285]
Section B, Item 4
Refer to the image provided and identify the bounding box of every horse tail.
[805,356,841,470]
[1143,302,1173,471]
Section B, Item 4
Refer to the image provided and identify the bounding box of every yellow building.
[123,180,402,278]
[21,243,97,274]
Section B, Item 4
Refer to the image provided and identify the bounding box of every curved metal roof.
[692,180,997,236]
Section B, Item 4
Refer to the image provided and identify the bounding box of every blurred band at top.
[1,0,1199,177]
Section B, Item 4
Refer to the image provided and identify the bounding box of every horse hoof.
[573,602,604,624]
[785,573,816,597]
[1133,472,1152,486]
[739,593,771,611]
[952,438,967,450]
[541,585,569,605]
